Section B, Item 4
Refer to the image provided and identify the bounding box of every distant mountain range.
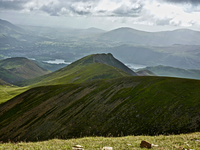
[96,27,200,46]
[1,19,200,70]
[1,18,200,47]
[141,65,200,80]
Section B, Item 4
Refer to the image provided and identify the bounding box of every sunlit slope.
[1,76,200,142]
[20,53,136,86]
[0,85,27,104]
[0,78,27,104]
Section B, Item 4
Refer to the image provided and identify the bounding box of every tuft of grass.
[1,132,200,150]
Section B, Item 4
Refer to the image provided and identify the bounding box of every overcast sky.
[0,0,200,31]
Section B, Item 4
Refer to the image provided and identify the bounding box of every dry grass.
[1,132,200,150]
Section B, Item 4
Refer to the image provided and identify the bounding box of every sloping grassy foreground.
[1,76,200,142]
[1,132,200,150]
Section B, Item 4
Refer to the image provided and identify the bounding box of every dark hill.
[1,76,200,142]
[19,53,136,86]
[0,57,50,84]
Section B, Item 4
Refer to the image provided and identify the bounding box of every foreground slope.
[1,76,200,142]
[20,53,136,86]
[0,57,50,84]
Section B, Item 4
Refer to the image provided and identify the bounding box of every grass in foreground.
[1,132,200,150]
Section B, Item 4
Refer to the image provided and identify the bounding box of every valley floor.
[1,132,200,150]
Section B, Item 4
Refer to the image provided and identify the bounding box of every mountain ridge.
[18,53,137,86]
[141,65,200,80]
[97,27,200,46]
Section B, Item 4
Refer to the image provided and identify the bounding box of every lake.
[125,63,146,70]
[43,59,146,70]
[43,59,71,64]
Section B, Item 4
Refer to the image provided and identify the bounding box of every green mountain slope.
[143,65,200,80]
[1,76,200,142]
[19,53,136,86]
[0,57,50,84]
[0,77,27,104]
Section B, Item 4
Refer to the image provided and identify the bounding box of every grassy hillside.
[0,85,28,104]
[143,65,200,79]
[0,57,50,84]
[0,78,27,104]
[1,76,200,142]
[19,53,135,86]
[1,132,200,150]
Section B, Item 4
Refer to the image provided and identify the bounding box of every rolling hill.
[142,65,200,80]
[1,76,200,142]
[0,57,50,84]
[19,53,137,86]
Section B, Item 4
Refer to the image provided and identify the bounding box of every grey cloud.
[156,19,173,25]
[39,3,61,16]
[1,0,199,27]
[162,0,200,4]
[69,7,92,15]
[0,0,27,10]
[69,2,94,16]
[113,5,143,17]
[0,0,144,17]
